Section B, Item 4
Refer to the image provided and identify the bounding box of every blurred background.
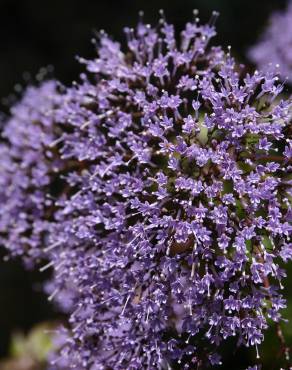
[0,0,291,369]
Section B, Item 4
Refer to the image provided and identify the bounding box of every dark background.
[0,0,291,368]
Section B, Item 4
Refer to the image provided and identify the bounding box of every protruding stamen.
[121,295,131,316]
[209,10,219,27]
[39,260,54,272]
[44,240,62,253]
[193,9,199,22]
[49,136,64,148]
[191,262,195,278]
[256,344,260,359]
[48,288,59,301]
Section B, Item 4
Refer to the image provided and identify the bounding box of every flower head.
[249,2,292,82]
[1,11,292,370]
[0,81,65,264]
[46,13,292,368]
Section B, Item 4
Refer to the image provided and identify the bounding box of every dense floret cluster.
[1,12,292,370]
[249,1,292,82]
[0,81,67,265]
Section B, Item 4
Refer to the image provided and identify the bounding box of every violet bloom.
[0,81,65,265]
[44,13,291,369]
[1,11,292,370]
[248,1,292,82]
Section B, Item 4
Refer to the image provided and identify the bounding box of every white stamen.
[48,288,59,301]
[189,301,192,316]
[49,136,64,148]
[44,240,62,253]
[191,262,195,278]
[81,110,114,130]
[121,295,130,316]
[71,190,82,200]
[256,344,260,359]
[39,260,54,272]
[146,307,150,323]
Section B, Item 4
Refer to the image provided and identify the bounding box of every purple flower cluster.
[0,81,67,265]
[1,12,292,370]
[249,1,292,82]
